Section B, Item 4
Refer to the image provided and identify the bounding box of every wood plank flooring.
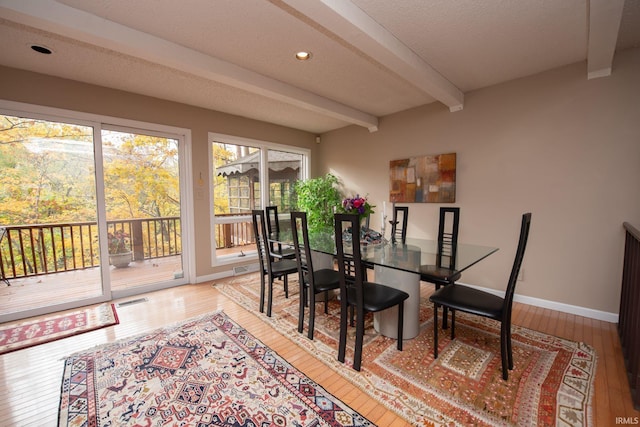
[1,277,638,426]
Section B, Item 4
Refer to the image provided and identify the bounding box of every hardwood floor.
[1,277,638,426]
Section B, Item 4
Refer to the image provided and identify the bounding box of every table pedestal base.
[373,266,420,340]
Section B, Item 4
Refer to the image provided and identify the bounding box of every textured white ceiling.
[0,0,638,134]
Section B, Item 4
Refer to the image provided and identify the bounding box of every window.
[267,149,303,212]
[210,134,309,263]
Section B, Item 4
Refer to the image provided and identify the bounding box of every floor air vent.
[233,264,258,275]
[117,297,148,307]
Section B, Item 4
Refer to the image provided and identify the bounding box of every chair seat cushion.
[419,265,461,284]
[310,269,341,292]
[429,284,504,320]
[271,259,298,275]
[348,282,409,313]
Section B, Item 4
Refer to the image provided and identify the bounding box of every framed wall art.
[389,152,456,203]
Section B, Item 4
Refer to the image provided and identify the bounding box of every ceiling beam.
[0,0,379,131]
[281,0,464,112]
[587,0,625,79]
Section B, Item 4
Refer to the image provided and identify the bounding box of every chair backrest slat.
[392,206,408,244]
[503,212,532,321]
[265,206,282,254]
[291,211,312,285]
[252,209,273,276]
[265,206,280,235]
[334,213,364,302]
[437,207,460,269]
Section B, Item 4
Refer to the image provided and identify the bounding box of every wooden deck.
[0,255,183,317]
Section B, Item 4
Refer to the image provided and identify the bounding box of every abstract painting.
[389,152,456,203]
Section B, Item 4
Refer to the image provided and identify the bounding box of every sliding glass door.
[0,107,191,321]
[102,128,184,296]
[0,114,104,319]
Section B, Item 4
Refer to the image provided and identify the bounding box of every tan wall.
[318,48,640,315]
[0,65,317,278]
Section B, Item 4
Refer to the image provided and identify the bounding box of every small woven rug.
[216,273,597,426]
[58,310,373,427]
[0,303,118,355]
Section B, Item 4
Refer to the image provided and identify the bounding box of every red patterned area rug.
[58,310,373,427]
[0,303,118,355]
[216,273,597,426]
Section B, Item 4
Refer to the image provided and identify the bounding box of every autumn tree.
[102,130,180,221]
[0,115,95,225]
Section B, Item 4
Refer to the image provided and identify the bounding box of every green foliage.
[294,173,343,233]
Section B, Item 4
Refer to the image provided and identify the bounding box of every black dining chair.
[420,207,460,327]
[420,207,461,288]
[429,212,532,380]
[251,209,298,317]
[265,205,296,260]
[334,213,409,371]
[390,205,408,244]
[290,211,341,340]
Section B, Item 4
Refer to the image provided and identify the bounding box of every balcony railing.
[0,217,180,281]
[0,214,257,282]
[213,214,255,249]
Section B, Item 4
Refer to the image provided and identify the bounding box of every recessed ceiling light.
[30,44,53,55]
[295,51,312,61]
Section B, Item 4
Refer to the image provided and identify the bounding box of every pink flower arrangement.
[340,194,374,219]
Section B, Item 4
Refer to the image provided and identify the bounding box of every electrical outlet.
[518,268,525,281]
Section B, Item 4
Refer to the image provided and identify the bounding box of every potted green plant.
[294,173,343,233]
[293,173,344,271]
[108,229,132,268]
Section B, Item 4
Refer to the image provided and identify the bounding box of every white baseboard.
[196,262,260,284]
[196,270,234,284]
[461,282,619,323]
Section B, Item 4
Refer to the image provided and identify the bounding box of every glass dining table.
[270,228,498,340]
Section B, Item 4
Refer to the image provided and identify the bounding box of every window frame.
[208,132,309,266]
